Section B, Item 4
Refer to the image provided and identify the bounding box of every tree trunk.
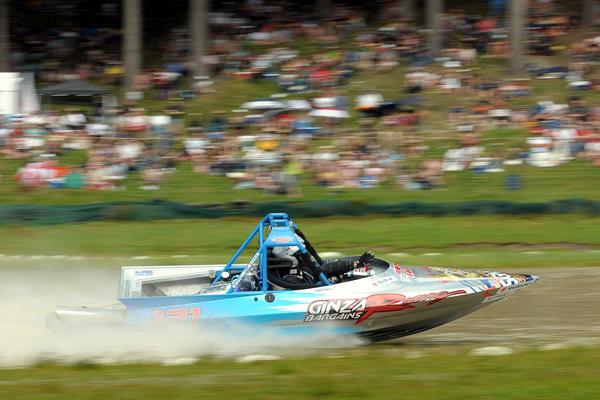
[190,0,209,78]
[426,0,443,56]
[509,0,528,75]
[318,0,330,22]
[399,0,416,21]
[123,0,142,91]
[0,0,9,71]
[581,0,597,26]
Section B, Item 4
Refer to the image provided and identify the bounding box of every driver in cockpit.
[267,242,375,289]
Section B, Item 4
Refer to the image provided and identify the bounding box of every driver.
[269,244,375,282]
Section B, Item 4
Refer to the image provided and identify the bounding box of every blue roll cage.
[212,213,330,293]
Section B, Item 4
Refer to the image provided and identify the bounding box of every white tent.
[241,99,286,110]
[0,72,39,115]
[309,109,350,119]
[286,99,311,110]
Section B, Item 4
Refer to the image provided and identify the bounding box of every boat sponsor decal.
[461,279,485,293]
[134,270,153,277]
[497,280,534,293]
[152,306,201,322]
[426,267,485,281]
[393,265,415,281]
[355,290,467,324]
[372,276,396,286]
[481,278,535,302]
[480,279,494,289]
[483,272,524,287]
[312,285,335,292]
[509,273,532,283]
[271,237,293,243]
[304,289,466,324]
[304,298,367,322]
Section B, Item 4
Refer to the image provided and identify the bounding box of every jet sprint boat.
[52,213,539,342]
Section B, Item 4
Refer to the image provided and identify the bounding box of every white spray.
[0,265,361,367]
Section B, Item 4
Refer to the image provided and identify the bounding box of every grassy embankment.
[1,216,599,268]
[1,346,598,400]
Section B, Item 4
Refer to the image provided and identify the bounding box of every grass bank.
[1,346,598,400]
[1,158,600,205]
[1,215,598,268]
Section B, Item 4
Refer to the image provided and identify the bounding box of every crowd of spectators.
[8,1,592,85]
[1,0,599,195]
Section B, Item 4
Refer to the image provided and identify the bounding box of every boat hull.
[115,264,538,342]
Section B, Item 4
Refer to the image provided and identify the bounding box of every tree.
[123,0,142,91]
[509,0,528,75]
[190,0,209,78]
[0,0,9,71]
[426,0,443,56]
[581,0,597,26]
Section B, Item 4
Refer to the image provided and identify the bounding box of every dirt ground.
[407,267,600,347]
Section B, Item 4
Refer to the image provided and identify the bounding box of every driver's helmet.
[271,233,304,258]
[271,244,300,258]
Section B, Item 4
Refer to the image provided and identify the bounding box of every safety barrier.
[0,198,599,225]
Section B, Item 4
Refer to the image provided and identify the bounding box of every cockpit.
[118,213,389,299]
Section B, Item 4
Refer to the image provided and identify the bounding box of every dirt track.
[406,267,600,346]
[1,266,599,366]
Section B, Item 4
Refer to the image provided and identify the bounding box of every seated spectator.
[64,167,85,189]
[140,165,164,190]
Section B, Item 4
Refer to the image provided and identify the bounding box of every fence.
[1,198,599,225]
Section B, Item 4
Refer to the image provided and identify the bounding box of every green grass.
[1,216,599,268]
[1,157,600,205]
[1,346,599,400]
